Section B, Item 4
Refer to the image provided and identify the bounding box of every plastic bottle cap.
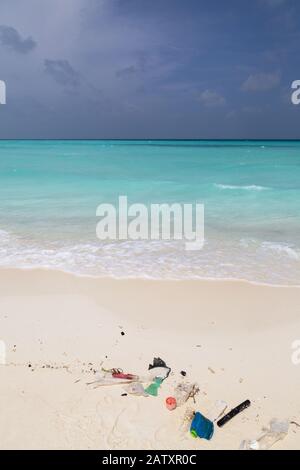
[165,396,177,411]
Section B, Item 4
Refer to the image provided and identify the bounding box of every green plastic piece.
[144,377,163,396]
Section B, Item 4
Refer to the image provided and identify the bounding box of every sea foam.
[214,184,270,191]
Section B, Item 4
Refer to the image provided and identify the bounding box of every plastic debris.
[180,407,195,433]
[147,367,170,382]
[217,399,251,427]
[148,357,168,370]
[240,439,260,450]
[88,359,171,389]
[144,377,163,396]
[124,382,149,397]
[112,372,138,380]
[174,382,200,407]
[148,357,171,379]
[166,396,177,411]
[190,411,214,440]
[87,375,138,387]
[87,367,139,387]
[207,400,228,422]
[240,419,289,450]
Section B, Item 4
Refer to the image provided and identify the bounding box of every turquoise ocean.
[0,140,299,285]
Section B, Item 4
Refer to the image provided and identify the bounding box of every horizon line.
[0,138,300,142]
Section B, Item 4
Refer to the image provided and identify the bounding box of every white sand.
[0,268,300,449]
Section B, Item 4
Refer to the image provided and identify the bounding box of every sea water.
[0,140,299,285]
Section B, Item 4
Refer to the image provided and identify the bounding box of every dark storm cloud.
[116,65,137,79]
[261,0,288,6]
[44,60,81,88]
[1,0,300,138]
[0,25,36,54]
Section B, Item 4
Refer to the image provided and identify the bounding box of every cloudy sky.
[0,0,299,139]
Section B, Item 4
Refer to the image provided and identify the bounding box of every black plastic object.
[148,357,171,379]
[148,357,168,370]
[217,400,251,427]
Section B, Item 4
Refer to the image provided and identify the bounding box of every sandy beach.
[0,267,299,449]
[2,0,300,455]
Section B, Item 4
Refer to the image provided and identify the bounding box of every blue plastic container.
[190,412,214,440]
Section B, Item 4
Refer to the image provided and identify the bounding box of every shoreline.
[1,265,300,289]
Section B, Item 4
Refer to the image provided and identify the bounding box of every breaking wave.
[0,228,299,285]
[214,184,270,191]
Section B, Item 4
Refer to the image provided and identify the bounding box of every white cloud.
[198,89,226,107]
[241,71,280,92]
